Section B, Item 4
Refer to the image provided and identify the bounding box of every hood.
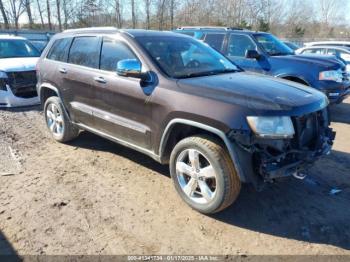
[271,54,344,70]
[177,72,327,114]
[0,57,39,72]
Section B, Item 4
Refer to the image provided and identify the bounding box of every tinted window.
[204,33,225,51]
[302,48,324,54]
[135,35,238,79]
[0,39,40,58]
[68,37,100,68]
[47,38,71,61]
[180,32,195,37]
[100,38,138,72]
[254,33,294,56]
[227,34,257,57]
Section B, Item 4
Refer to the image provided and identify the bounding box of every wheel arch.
[39,83,61,104]
[158,118,247,182]
[39,83,71,121]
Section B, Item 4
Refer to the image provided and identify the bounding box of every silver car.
[0,35,40,107]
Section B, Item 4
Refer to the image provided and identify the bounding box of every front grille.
[7,71,37,98]
[292,110,326,150]
[342,68,349,82]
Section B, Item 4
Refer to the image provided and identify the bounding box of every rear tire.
[169,135,241,214]
[44,96,79,143]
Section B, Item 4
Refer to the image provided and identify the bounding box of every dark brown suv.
[37,27,335,214]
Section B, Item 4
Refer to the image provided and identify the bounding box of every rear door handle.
[59,68,67,74]
[93,76,107,84]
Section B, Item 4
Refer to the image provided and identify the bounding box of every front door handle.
[93,76,107,84]
[59,68,67,74]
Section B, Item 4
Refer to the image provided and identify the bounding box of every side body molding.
[159,118,247,182]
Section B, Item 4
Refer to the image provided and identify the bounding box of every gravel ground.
[0,98,350,255]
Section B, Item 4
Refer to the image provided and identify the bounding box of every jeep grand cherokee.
[36,28,335,214]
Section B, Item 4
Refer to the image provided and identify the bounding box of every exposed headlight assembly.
[247,116,295,139]
[319,69,343,83]
[0,71,8,91]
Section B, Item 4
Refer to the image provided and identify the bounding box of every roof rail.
[176,26,244,31]
[63,27,118,33]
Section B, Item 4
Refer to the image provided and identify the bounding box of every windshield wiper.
[177,69,238,79]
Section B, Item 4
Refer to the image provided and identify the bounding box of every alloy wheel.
[46,103,64,136]
[176,149,217,204]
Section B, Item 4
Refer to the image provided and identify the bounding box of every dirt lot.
[1,98,350,256]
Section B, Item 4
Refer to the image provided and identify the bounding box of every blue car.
[174,27,350,104]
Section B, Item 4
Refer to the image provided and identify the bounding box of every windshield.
[134,35,239,79]
[254,34,294,56]
[0,39,40,58]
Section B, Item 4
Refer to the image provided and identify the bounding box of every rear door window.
[227,34,257,57]
[326,49,338,56]
[203,33,225,51]
[68,36,100,68]
[47,38,72,62]
[303,48,324,54]
[100,38,138,72]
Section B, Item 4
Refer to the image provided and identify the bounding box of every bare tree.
[144,0,151,29]
[36,0,45,28]
[319,0,347,26]
[8,0,26,29]
[25,0,34,28]
[115,0,122,28]
[47,0,52,30]
[62,0,68,29]
[170,0,174,29]
[56,0,62,31]
[131,0,136,28]
[0,0,10,29]
[157,0,166,30]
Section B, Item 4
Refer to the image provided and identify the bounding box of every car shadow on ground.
[0,231,20,261]
[213,149,350,250]
[68,131,170,177]
[69,131,350,250]
[330,102,350,124]
[1,105,41,113]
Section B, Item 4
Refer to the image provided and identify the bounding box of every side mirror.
[117,59,143,79]
[245,50,260,60]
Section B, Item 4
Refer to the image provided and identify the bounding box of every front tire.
[44,96,79,143]
[170,135,241,214]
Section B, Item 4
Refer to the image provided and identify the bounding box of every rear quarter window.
[68,36,100,68]
[47,38,72,62]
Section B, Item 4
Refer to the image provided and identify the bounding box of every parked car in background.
[174,27,350,104]
[30,41,49,53]
[304,41,350,48]
[296,45,350,73]
[37,28,335,214]
[0,35,40,107]
[283,41,299,51]
[0,30,55,53]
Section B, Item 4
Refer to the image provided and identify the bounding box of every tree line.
[0,0,348,38]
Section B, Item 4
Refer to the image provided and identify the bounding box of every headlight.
[0,71,8,91]
[247,116,295,139]
[319,69,343,83]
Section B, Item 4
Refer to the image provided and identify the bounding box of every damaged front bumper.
[228,108,335,185]
[0,86,40,108]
